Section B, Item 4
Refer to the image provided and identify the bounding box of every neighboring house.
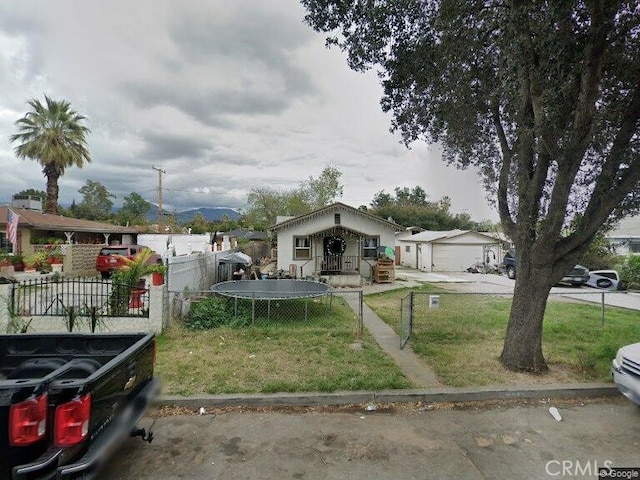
[1,198,140,276]
[1,204,139,255]
[395,226,426,241]
[270,202,399,283]
[213,228,270,261]
[606,216,640,255]
[398,230,503,272]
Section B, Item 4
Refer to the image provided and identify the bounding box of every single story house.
[397,229,503,272]
[1,198,140,275]
[270,202,399,284]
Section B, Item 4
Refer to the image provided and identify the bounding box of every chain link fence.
[400,289,640,349]
[173,287,363,332]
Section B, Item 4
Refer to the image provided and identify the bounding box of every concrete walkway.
[341,286,441,388]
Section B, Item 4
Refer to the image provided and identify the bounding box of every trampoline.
[211,279,331,323]
[212,279,329,299]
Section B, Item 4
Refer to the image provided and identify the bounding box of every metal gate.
[400,291,413,349]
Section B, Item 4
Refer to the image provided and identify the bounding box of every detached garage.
[397,230,502,272]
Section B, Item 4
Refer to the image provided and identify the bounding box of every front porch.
[315,254,360,275]
[313,254,364,287]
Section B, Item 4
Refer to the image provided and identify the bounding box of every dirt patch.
[152,395,623,418]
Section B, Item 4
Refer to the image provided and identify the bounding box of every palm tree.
[10,95,91,214]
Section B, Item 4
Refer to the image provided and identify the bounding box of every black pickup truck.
[500,253,590,286]
[1,333,159,480]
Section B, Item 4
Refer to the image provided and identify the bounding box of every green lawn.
[365,284,638,387]
[156,295,414,395]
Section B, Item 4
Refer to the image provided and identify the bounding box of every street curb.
[156,383,619,409]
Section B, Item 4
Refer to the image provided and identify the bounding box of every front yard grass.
[156,295,414,395]
[365,284,638,387]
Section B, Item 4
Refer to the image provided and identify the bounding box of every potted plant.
[0,252,10,267]
[24,252,48,272]
[0,252,13,274]
[109,248,159,313]
[11,254,24,272]
[148,263,167,286]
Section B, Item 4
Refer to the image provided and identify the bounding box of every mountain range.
[145,206,241,223]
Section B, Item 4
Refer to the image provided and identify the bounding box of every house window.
[362,236,379,258]
[294,236,311,259]
[0,232,11,251]
[630,241,640,254]
[334,213,341,225]
[405,245,411,253]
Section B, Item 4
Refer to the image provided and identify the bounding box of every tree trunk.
[44,168,60,215]
[500,254,553,372]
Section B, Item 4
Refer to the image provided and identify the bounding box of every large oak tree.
[302,0,640,371]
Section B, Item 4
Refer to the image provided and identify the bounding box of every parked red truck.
[1,333,159,479]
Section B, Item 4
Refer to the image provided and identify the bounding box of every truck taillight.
[9,393,48,446]
[54,393,91,447]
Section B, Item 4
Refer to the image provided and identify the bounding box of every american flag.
[7,208,19,245]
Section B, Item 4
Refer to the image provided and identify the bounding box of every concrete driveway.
[394,266,640,311]
[99,398,639,480]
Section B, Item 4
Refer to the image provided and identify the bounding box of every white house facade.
[398,230,503,272]
[271,203,398,282]
[606,216,640,255]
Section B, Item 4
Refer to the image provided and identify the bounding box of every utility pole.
[152,166,166,232]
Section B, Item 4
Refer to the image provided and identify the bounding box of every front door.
[323,235,345,273]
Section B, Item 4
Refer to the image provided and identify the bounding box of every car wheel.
[596,278,613,288]
[100,271,110,279]
[506,266,516,279]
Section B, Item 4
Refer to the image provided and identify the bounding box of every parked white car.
[612,342,640,405]
[587,269,626,290]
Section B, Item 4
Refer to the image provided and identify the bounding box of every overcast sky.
[0,0,498,222]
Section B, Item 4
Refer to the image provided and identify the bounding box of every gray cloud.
[139,131,212,160]
[0,0,497,221]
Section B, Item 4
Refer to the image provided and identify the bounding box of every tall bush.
[620,255,640,290]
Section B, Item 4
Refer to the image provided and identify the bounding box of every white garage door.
[432,244,484,272]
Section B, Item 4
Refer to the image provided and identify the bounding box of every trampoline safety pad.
[211,279,330,300]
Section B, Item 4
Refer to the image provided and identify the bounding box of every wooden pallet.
[374,258,394,283]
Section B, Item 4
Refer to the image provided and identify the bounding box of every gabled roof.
[400,229,500,243]
[270,202,400,232]
[0,205,138,234]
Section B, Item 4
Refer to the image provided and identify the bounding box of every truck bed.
[1,333,157,480]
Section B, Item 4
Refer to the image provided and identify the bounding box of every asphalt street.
[99,398,639,480]
[94,267,639,479]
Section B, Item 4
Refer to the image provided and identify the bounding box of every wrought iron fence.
[12,277,150,318]
[398,289,640,348]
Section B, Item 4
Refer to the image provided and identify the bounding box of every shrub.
[185,297,251,330]
[620,255,640,289]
